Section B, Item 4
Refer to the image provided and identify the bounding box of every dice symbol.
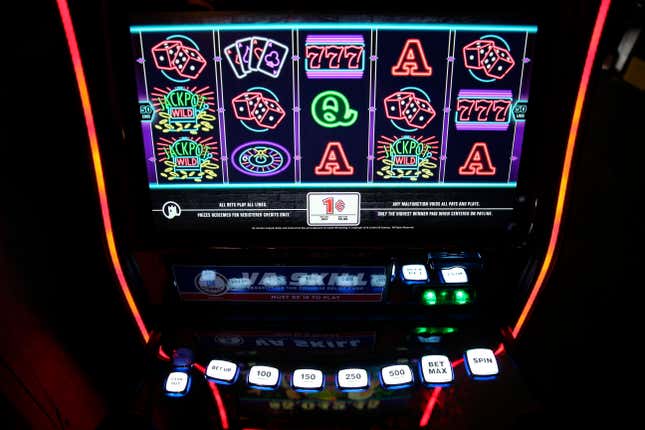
[384,90,436,130]
[151,40,182,70]
[232,92,263,120]
[404,98,436,129]
[384,91,414,120]
[462,39,494,70]
[231,91,286,130]
[486,47,515,79]
[150,39,207,80]
[175,46,207,79]
[462,38,515,80]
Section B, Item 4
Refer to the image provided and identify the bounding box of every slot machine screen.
[129,18,537,242]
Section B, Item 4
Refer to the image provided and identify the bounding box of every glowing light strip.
[419,386,441,427]
[419,343,506,427]
[131,23,537,33]
[512,0,611,339]
[193,363,230,429]
[158,346,171,362]
[55,0,150,343]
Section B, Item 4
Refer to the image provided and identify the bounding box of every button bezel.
[379,364,414,389]
[464,348,499,380]
[291,368,325,392]
[247,365,281,390]
[336,368,370,392]
[418,355,454,387]
[205,359,240,385]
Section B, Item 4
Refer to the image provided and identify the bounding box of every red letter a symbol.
[458,142,497,176]
[391,39,432,76]
[314,141,355,176]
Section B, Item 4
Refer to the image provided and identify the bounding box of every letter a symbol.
[458,142,497,175]
[314,141,355,176]
[391,39,432,77]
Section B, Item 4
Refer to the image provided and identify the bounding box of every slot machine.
[53,0,612,428]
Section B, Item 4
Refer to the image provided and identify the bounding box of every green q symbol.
[311,90,358,128]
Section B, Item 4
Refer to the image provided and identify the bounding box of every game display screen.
[130,19,537,235]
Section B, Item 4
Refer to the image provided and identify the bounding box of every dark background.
[2,0,641,428]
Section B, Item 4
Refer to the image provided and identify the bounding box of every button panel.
[464,348,499,379]
[181,344,500,394]
[419,355,454,385]
[292,369,324,391]
[248,365,280,389]
[206,360,239,384]
[380,364,413,388]
[337,368,369,391]
[401,264,428,282]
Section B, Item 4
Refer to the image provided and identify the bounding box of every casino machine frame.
[1,0,621,429]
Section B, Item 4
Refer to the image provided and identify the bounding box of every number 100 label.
[307,192,360,226]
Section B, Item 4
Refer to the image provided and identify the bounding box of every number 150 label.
[307,192,360,226]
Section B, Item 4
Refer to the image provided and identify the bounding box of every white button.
[420,355,454,385]
[465,348,499,378]
[165,371,189,393]
[380,364,413,387]
[206,360,238,383]
[248,365,280,388]
[441,267,468,283]
[337,368,369,390]
[401,264,428,281]
[292,369,324,390]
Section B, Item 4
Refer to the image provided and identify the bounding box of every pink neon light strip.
[193,363,230,429]
[512,0,612,338]
[55,0,150,344]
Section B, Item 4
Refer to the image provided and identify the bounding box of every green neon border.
[131,23,537,33]
[149,182,517,189]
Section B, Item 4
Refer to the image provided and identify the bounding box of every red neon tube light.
[193,363,230,429]
[55,0,150,343]
[512,0,611,338]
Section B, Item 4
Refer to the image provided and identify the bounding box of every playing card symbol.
[264,51,280,67]
[224,37,289,79]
